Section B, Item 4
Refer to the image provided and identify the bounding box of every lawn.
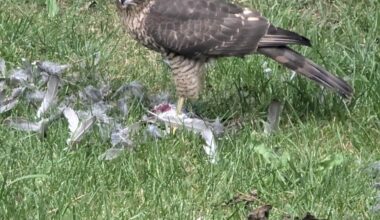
[0,0,379,219]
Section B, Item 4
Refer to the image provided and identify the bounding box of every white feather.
[63,107,79,134]
[68,116,96,145]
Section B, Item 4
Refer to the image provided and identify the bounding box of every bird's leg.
[176,96,186,115]
[171,96,186,134]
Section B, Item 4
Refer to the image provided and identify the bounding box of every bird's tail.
[257,46,353,98]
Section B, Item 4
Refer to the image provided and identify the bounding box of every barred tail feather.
[257,46,353,98]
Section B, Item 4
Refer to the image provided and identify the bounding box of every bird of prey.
[115,0,353,113]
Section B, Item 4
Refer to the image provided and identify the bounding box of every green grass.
[0,0,379,219]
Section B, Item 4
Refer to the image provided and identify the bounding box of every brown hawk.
[115,0,353,112]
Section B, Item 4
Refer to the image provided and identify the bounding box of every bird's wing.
[145,0,271,57]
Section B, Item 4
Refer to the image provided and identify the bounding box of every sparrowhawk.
[115,0,353,113]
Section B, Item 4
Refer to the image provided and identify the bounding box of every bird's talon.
[172,126,178,134]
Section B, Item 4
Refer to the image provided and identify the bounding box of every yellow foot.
[172,97,186,134]
[172,127,178,134]
[176,97,185,115]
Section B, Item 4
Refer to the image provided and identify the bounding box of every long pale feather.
[4,117,49,136]
[63,107,79,134]
[68,116,96,145]
[0,99,19,114]
[37,75,60,118]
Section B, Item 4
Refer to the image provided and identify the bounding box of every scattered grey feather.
[0,81,6,102]
[75,110,92,120]
[0,58,6,76]
[92,101,111,114]
[4,117,49,137]
[80,85,103,103]
[97,122,121,141]
[46,109,64,124]
[369,161,380,178]
[91,102,113,124]
[111,127,134,148]
[210,117,224,137]
[9,68,31,85]
[36,61,70,75]
[26,90,45,104]
[0,98,19,114]
[263,100,283,135]
[100,83,112,98]
[38,71,50,86]
[371,161,380,173]
[37,75,60,118]
[0,80,6,90]
[145,124,165,139]
[371,203,380,213]
[97,123,111,141]
[21,58,33,78]
[9,87,25,100]
[99,124,139,161]
[127,81,145,100]
[98,147,126,161]
[0,87,25,113]
[112,81,145,100]
[117,97,129,117]
[56,95,77,116]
